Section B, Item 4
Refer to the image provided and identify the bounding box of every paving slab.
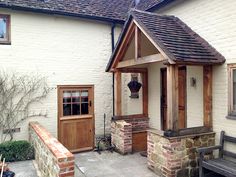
[75,151,159,177]
[8,160,37,177]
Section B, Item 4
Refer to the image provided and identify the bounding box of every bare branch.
[0,71,50,142]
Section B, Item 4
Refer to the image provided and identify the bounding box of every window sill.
[226,115,236,120]
[0,41,11,45]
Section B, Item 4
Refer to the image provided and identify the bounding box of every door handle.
[89,101,92,106]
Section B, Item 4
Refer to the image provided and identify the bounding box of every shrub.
[0,140,34,162]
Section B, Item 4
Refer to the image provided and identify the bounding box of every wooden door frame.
[160,66,187,130]
[179,66,187,129]
[57,85,95,150]
[160,68,166,131]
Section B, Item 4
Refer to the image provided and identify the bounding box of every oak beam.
[203,66,212,128]
[111,22,135,70]
[117,54,165,68]
[141,71,148,116]
[117,68,147,73]
[115,71,122,116]
[135,26,141,60]
[167,65,179,131]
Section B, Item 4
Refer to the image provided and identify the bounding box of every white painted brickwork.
[186,66,203,128]
[148,62,163,130]
[0,8,121,141]
[157,0,236,142]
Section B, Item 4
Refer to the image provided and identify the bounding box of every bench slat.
[202,158,236,177]
[224,135,236,143]
[223,150,236,159]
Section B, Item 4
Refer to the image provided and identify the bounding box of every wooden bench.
[197,131,236,177]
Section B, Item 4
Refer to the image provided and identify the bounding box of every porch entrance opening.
[161,67,186,130]
[58,85,94,153]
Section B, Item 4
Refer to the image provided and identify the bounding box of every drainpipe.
[111,23,116,116]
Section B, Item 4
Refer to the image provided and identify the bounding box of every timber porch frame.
[107,9,225,136]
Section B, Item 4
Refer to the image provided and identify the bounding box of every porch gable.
[106,9,226,72]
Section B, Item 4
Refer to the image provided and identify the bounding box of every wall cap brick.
[29,121,74,161]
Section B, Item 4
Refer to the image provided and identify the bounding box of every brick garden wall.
[125,118,149,131]
[147,130,215,177]
[111,118,149,154]
[29,122,75,177]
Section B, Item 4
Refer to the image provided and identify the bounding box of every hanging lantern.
[127,74,142,98]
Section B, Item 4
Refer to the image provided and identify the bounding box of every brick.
[29,122,75,177]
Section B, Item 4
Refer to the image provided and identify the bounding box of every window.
[0,14,10,44]
[63,90,89,116]
[228,64,236,118]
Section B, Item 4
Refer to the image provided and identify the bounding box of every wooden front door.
[58,85,94,153]
[161,67,186,130]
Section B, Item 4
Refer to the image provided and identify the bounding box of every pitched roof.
[106,10,225,71]
[0,0,133,23]
[0,0,168,23]
[135,0,163,11]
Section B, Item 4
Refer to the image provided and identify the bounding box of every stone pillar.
[111,120,132,154]
[147,130,215,177]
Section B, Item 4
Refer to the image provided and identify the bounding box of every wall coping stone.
[147,128,215,140]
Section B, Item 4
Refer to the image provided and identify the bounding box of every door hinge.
[89,101,92,106]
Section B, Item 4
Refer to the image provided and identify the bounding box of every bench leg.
[199,166,204,177]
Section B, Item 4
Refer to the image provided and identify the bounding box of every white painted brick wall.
[0,8,121,141]
[148,62,163,130]
[186,66,203,128]
[157,0,236,142]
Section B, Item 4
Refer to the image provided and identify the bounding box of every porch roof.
[106,9,225,71]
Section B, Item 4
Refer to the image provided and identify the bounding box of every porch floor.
[75,151,158,177]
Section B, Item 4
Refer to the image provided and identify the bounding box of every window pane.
[72,104,80,115]
[81,103,89,114]
[72,91,80,103]
[63,91,71,103]
[233,70,236,110]
[0,17,7,39]
[63,104,71,116]
[81,90,88,102]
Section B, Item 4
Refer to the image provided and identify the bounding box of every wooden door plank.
[57,86,95,152]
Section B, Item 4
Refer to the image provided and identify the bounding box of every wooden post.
[141,71,148,116]
[203,65,212,128]
[115,71,122,116]
[135,26,141,60]
[167,65,179,131]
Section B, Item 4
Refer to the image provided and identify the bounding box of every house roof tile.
[0,0,165,23]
